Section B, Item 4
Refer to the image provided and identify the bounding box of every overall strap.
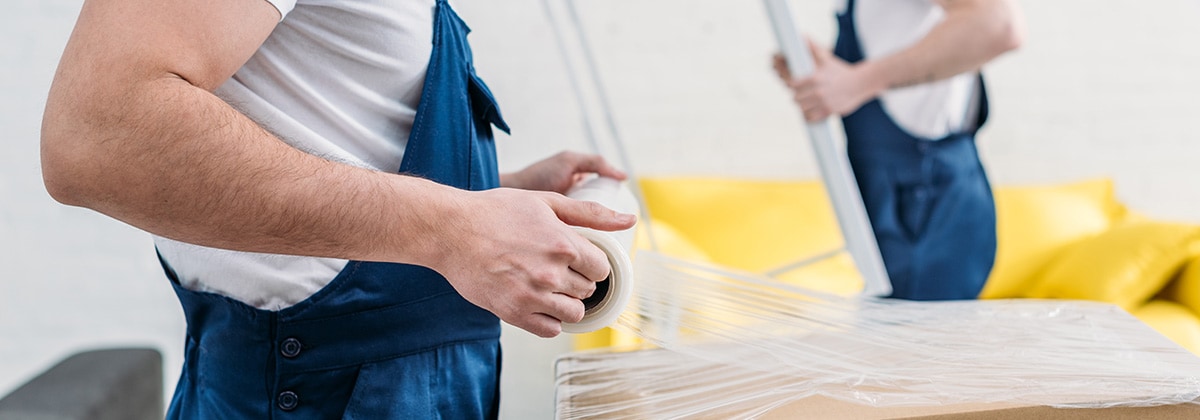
[399,0,508,191]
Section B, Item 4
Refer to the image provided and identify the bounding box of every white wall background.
[2,1,1198,419]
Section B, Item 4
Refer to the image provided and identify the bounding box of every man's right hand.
[428,188,636,338]
[773,41,885,123]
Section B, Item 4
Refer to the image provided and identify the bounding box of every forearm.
[42,75,460,268]
[858,0,1023,93]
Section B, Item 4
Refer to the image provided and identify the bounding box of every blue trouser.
[834,0,997,300]
[163,0,512,417]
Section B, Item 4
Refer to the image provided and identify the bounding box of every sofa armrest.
[0,348,163,420]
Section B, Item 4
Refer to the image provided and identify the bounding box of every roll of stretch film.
[561,177,637,334]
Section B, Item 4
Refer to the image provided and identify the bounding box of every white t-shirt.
[154,0,437,310]
[839,0,982,139]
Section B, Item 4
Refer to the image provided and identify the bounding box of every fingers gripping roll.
[561,177,637,334]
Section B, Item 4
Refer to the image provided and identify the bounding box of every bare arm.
[775,0,1024,121]
[42,0,633,337]
[863,0,1024,90]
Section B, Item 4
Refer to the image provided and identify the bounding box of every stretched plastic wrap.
[556,252,1200,418]
[539,0,1200,416]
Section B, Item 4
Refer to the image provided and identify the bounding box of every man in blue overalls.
[42,0,633,417]
[776,0,1024,300]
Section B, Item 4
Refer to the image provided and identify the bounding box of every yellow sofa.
[575,178,1200,355]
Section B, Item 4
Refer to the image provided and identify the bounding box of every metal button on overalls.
[281,338,302,358]
[277,391,299,411]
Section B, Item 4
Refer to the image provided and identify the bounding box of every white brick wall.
[3,1,1198,419]
[0,0,187,409]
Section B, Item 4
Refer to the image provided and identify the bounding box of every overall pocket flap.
[467,73,510,135]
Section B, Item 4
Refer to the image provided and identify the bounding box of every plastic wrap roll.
[562,177,637,334]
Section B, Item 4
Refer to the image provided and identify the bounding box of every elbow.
[41,130,91,207]
[955,0,1025,59]
[993,16,1024,54]
[989,0,1025,55]
[42,166,91,209]
[40,103,106,208]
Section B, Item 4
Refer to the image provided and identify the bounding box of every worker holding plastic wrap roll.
[40,0,633,418]
[775,0,1023,300]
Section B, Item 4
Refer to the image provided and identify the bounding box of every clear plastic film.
[540,0,1200,415]
[556,252,1200,418]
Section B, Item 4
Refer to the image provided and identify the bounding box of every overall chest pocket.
[467,72,510,137]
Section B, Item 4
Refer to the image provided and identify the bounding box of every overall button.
[916,141,930,153]
[280,338,302,358]
[277,391,299,411]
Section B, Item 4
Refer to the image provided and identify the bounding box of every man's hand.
[771,0,1022,123]
[471,150,633,337]
[773,40,885,122]
[432,188,636,338]
[500,151,626,194]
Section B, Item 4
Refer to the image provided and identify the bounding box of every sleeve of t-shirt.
[264,0,298,20]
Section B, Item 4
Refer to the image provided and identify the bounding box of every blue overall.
[162,1,511,418]
[834,0,997,300]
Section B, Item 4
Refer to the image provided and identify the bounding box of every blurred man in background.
[776,0,1024,300]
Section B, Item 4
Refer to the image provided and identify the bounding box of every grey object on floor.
[0,348,163,420]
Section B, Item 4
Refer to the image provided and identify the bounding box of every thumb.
[773,53,793,83]
[807,38,830,67]
[547,195,637,232]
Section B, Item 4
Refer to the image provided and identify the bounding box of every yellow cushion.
[638,177,852,274]
[1162,256,1200,318]
[1131,300,1200,355]
[632,218,713,262]
[774,253,863,296]
[639,177,866,296]
[981,179,1127,298]
[1027,222,1200,310]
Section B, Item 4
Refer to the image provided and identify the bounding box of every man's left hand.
[501,151,627,193]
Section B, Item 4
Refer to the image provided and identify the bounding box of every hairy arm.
[776,0,1024,121]
[43,0,455,268]
[862,0,1025,90]
[42,0,633,337]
